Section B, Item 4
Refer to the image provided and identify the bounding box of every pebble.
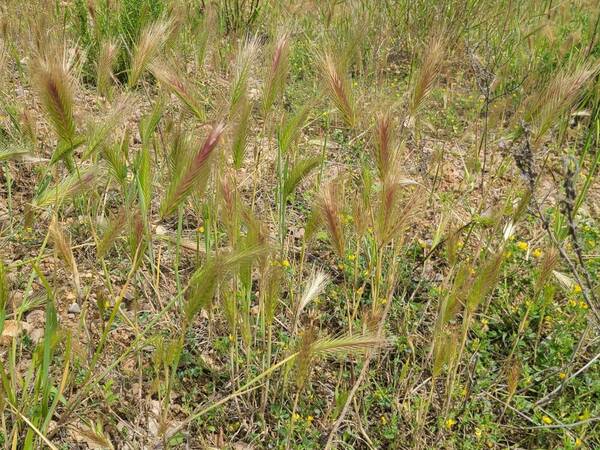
[68,303,81,314]
[30,328,44,344]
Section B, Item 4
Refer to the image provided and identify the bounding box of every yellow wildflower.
[559,372,567,380]
[380,415,388,425]
[516,241,528,251]
[347,253,356,261]
[573,284,582,294]
[445,418,457,429]
[306,415,314,424]
[197,226,205,233]
[542,416,552,425]
[292,413,300,422]
[475,428,482,438]
[281,259,290,268]
[579,301,588,310]
[575,438,582,447]
[532,248,542,258]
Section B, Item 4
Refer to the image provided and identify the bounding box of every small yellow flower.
[559,372,567,380]
[542,415,552,425]
[475,428,482,438]
[347,253,356,261]
[379,297,387,305]
[516,241,529,251]
[380,415,388,425]
[418,239,428,249]
[579,301,588,310]
[532,248,542,258]
[362,270,369,277]
[481,318,489,325]
[338,263,345,270]
[197,226,205,233]
[569,299,578,307]
[306,415,314,424]
[573,284,582,294]
[457,240,464,249]
[445,418,457,429]
[575,437,583,447]
[281,259,290,268]
[292,413,301,422]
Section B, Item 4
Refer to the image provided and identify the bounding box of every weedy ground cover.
[0,0,599,448]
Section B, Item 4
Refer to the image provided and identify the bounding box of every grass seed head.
[317,178,345,258]
[160,122,226,218]
[321,52,356,128]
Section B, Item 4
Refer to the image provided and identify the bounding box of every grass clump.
[0,1,599,449]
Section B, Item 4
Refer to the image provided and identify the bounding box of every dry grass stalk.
[128,18,174,88]
[34,165,101,208]
[525,64,597,144]
[150,61,205,120]
[96,208,127,259]
[321,52,356,127]
[160,123,225,218]
[373,111,396,179]
[49,218,81,296]
[317,179,345,258]
[408,33,446,120]
[32,56,76,143]
[97,38,118,98]
[262,33,290,114]
[230,36,259,112]
[294,269,328,329]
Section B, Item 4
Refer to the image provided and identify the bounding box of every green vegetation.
[0,0,599,448]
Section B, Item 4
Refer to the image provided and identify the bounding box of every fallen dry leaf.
[1,320,31,345]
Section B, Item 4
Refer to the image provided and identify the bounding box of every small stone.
[68,303,81,314]
[30,328,45,344]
